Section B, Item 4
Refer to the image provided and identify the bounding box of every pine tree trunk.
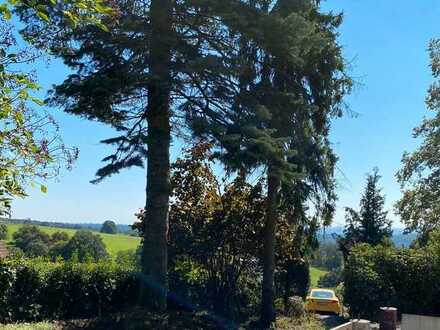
[141,0,173,311]
[261,167,280,326]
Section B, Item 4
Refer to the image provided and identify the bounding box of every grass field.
[5,224,141,257]
[310,267,328,288]
[0,322,53,330]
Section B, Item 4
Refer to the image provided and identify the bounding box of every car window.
[311,290,334,299]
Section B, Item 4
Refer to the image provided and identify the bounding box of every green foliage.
[61,230,109,262]
[0,20,78,216]
[100,220,117,234]
[0,322,53,330]
[317,267,342,288]
[277,259,310,302]
[2,0,115,30]
[336,168,392,259]
[0,259,138,323]
[396,39,440,235]
[0,223,7,240]
[285,296,305,318]
[12,225,51,257]
[115,249,140,269]
[310,267,328,289]
[18,0,351,315]
[344,243,440,320]
[312,241,343,271]
[5,223,141,257]
[163,143,266,317]
[0,0,113,217]
[50,231,69,243]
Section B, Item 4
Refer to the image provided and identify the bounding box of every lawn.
[0,322,53,330]
[5,224,141,257]
[0,314,325,330]
[310,267,328,288]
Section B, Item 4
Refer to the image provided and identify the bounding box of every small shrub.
[317,267,342,288]
[285,296,305,318]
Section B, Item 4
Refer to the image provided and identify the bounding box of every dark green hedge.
[0,259,139,323]
[344,244,440,320]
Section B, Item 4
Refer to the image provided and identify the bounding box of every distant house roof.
[0,241,9,258]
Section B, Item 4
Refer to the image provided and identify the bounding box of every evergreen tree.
[18,0,350,318]
[337,168,392,259]
[186,1,351,323]
[17,0,280,310]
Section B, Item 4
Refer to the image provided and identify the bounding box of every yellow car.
[305,289,341,315]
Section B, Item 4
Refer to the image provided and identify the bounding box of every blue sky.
[11,0,440,226]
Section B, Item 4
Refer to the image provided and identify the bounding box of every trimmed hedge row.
[0,259,139,323]
[344,244,440,320]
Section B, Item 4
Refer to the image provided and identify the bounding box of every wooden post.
[379,307,397,330]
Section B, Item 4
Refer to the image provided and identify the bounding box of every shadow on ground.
[316,314,346,329]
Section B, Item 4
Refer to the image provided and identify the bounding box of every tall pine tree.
[17,0,291,311]
[337,168,392,259]
[185,0,351,324]
[18,0,351,319]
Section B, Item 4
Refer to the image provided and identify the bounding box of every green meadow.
[310,267,328,288]
[5,224,141,257]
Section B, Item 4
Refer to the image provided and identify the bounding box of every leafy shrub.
[0,260,14,322]
[50,232,69,243]
[115,249,140,269]
[12,226,51,257]
[344,243,440,320]
[0,259,138,323]
[312,241,343,270]
[317,267,342,288]
[24,241,49,258]
[276,258,310,310]
[285,296,305,318]
[9,264,43,321]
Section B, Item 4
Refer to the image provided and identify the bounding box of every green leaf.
[40,185,48,193]
[30,97,45,106]
[0,5,12,20]
[37,11,50,22]
[96,22,109,33]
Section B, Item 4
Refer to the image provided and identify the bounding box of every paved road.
[316,314,346,329]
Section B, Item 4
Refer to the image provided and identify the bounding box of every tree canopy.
[396,38,440,236]
[100,220,117,234]
[62,230,109,262]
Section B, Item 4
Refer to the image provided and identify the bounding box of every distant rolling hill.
[3,223,141,257]
[318,226,417,247]
[0,217,136,235]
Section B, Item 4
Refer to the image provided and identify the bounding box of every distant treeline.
[317,226,416,248]
[0,218,137,236]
